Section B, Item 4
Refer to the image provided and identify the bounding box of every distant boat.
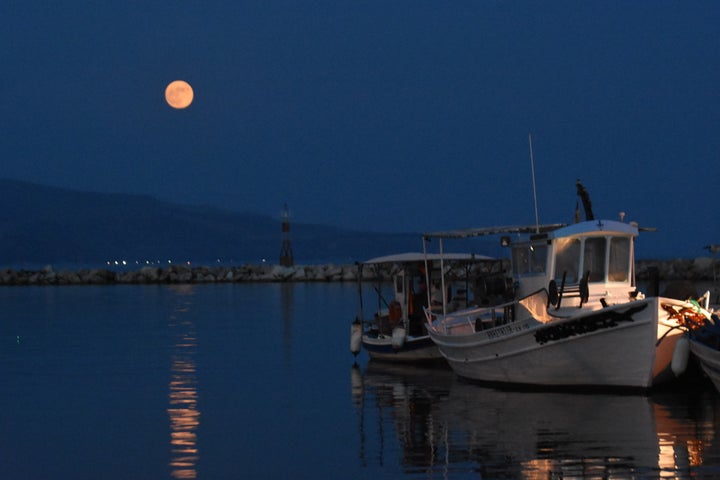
[423,218,705,389]
[350,252,507,363]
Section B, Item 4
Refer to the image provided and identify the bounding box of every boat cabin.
[509,220,639,309]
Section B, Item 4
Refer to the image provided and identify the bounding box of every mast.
[528,133,540,233]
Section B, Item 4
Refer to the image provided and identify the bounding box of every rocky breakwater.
[0,257,716,286]
[0,264,363,286]
[636,258,718,282]
[636,258,719,300]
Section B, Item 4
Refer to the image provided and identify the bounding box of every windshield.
[554,237,580,283]
[608,236,631,282]
[553,235,632,284]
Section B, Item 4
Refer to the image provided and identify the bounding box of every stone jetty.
[0,264,360,286]
[0,258,716,286]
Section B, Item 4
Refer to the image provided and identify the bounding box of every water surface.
[1,283,720,479]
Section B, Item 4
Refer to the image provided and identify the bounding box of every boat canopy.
[423,224,566,240]
[362,252,494,265]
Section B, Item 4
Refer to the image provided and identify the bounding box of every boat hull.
[362,334,444,363]
[689,338,720,392]
[428,297,683,389]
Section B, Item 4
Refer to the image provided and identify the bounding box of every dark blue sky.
[1,1,718,258]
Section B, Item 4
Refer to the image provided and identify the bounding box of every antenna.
[528,133,540,233]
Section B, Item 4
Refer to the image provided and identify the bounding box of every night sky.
[1,1,718,258]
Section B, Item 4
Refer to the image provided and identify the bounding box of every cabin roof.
[546,220,639,239]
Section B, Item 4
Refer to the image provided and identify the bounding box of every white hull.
[428,297,684,388]
[362,334,444,363]
[689,338,720,392]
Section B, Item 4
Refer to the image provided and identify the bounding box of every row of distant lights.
[106,258,269,267]
[107,260,188,266]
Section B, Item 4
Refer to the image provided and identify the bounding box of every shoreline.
[0,258,716,286]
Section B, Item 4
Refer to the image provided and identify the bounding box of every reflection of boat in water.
[433,383,716,478]
[350,253,506,363]
[351,361,718,478]
[350,361,456,470]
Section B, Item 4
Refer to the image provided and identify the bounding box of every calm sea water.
[1,283,720,479]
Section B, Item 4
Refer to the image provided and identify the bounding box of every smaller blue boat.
[350,252,506,363]
[686,299,720,391]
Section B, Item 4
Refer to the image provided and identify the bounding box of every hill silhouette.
[0,179,421,266]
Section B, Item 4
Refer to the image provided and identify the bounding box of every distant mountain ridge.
[0,178,421,266]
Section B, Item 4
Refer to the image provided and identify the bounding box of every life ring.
[388,301,402,325]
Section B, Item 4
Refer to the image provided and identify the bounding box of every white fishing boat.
[423,205,705,388]
[350,252,506,363]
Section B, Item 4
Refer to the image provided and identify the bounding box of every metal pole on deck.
[465,262,471,309]
[356,262,364,322]
[439,238,447,317]
[422,236,432,320]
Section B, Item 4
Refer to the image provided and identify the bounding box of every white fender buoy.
[671,335,690,377]
[350,322,362,355]
[391,326,406,349]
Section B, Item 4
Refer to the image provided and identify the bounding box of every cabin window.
[554,237,580,283]
[511,246,528,275]
[511,244,547,275]
[395,276,404,295]
[608,237,631,282]
[529,243,547,273]
[583,237,607,282]
[411,275,426,295]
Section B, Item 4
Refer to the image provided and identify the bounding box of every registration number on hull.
[486,322,530,339]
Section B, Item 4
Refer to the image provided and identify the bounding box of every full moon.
[165,80,194,109]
